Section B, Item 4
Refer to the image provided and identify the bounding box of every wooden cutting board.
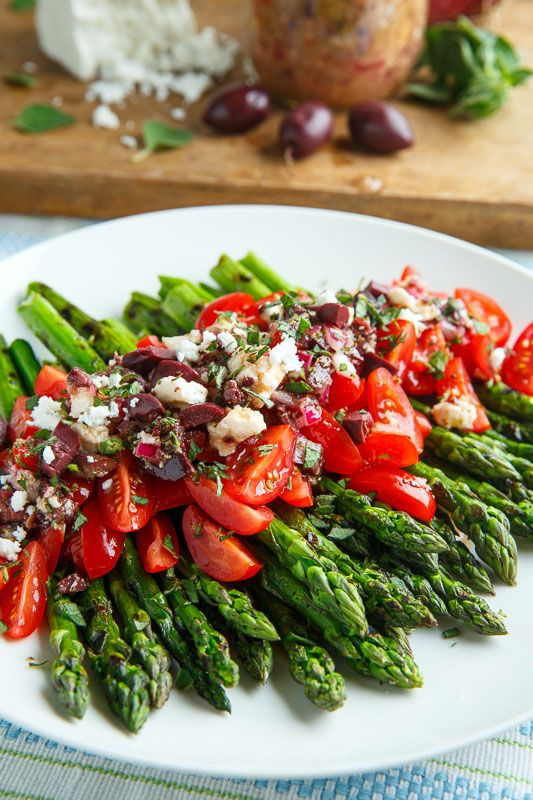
[1,0,532,247]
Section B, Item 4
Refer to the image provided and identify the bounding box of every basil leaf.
[12,103,75,133]
[134,120,193,161]
[4,71,37,88]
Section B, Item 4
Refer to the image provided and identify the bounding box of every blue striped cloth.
[1,214,532,800]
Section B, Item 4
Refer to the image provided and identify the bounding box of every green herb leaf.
[134,120,193,161]
[188,440,202,461]
[328,526,357,542]
[98,437,125,456]
[303,441,322,470]
[132,495,149,506]
[427,349,450,380]
[72,512,87,533]
[163,534,177,557]
[247,330,260,346]
[4,71,37,88]
[12,103,75,133]
[442,627,461,639]
[28,658,48,668]
[55,598,86,627]
[472,319,490,335]
[0,620,7,635]
[284,380,313,395]
[242,387,274,408]
[25,395,39,411]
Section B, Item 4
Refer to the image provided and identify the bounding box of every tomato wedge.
[279,467,313,507]
[358,368,423,467]
[136,512,179,573]
[348,467,436,522]
[12,437,39,473]
[8,396,38,442]
[197,293,258,330]
[137,335,164,348]
[455,288,512,347]
[436,356,490,432]
[63,474,94,507]
[414,410,432,438]
[185,475,273,535]
[0,558,13,593]
[69,497,126,579]
[98,453,155,532]
[302,409,362,475]
[34,365,68,400]
[501,322,533,396]
[225,425,296,506]
[403,324,450,396]
[182,504,262,582]
[377,319,416,379]
[0,541,47,639]
[39,526,65,574]
[325,372,365,413]
[152,477,191,511]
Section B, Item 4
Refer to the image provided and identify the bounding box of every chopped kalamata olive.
[280,102,334,159]
[142,452,193,481]
[0,493,25,524]
[57,572,88,595]
[74,453,117,480]
[223,379,246,406]
[365,280,391,298]
[66,367,94,392]
[41,421,80,478]
[203,84,271,133]
[0,418,6,449]
[361,351,398,378]
[122,346,174,376]
[348,101,414,154]
[150,359,200,387]
[124,393,164,423]
[343,409,374,444]
[315,302,351,328]
[180,403,226,429]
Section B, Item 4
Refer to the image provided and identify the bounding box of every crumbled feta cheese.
[432,398,478,431]
[109,400,120,418]
[154,376,208,406]
[332,353,356,377]
[316,288,338,304]
[12,526,26,543]
[51,95,63,107]
[120,134,137,149]
[11,490,28,513]
[42,446,56,465]
[259,302,283,323]
[92,103,120,129]
[31,396,63,431]
[387,287,439,323]
[92,374,110,389]
[108,372,122,388]
[170,106,186,120]
[217,331,238,354]
[48,495,61,510]
[0,537,21,562]
[137,431,158,446]
[489,347,506,372]
[101,479,113,491]
[22,60,37,74]
[397,307,426,337]
[208,406,266,457]
[269,339,303,374]
[70,388,95,419]
[78,404,111,428]
[199,330,217,350]
[71,422,110,452]
[162,335,200,363]
[130,397,139,408]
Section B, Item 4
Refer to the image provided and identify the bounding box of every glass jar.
[249,0,428,108]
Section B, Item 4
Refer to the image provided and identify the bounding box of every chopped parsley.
[296,316,311,337]
[303,441,322,470]
[247,330,261,345]
[72,512,87,532]
[163,535,177,557]
[442,627,461,639]
[132,495,150,506]
[285,380,313,395]
[188,440,202,461]
[427,349,450,379]
[0,620,7,635]
[257,443,277,456]
[472,319,491,335]
[242,387,274,408]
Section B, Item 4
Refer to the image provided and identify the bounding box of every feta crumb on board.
[92,104,120,129]
[208,406,266,457]
[154,376,208,406]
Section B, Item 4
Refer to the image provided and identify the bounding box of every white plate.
[1,206,532,779]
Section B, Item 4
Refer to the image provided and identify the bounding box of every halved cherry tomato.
[402,369,437,397]
[182,504,262,582]
[348,467,436,522]
[414,410,432,438]
[12,438,39,473]
[225,425,296,506]
[377,319,416,379]
[436,356,490,432]
[137,335,163,348]
[152,477,191,512]
[197,292,259,330]
[455,288,512,347]
[396,266,447,300]
[63,475,94,507]
[8,396,38,442]
[0,541,47,639]
[98,453,155,532]
[34,365,68,400]
[0,450,13,472]
[136,512,179,573]
[39,526,65,574]
[69,497,126,579]
[302,409,362,475]
[325,372,365,414]
[501,322,533,396]
[359,368,423,467]
[185,475,273,535]
[0,558,11,593]
[403,324,450,396]
[279,467,313,507]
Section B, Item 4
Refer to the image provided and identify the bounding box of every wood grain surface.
[0,0,532,247]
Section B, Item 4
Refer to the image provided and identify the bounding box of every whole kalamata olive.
[348,102,414,154]
[280,102,334,159]
[203,84,271,133]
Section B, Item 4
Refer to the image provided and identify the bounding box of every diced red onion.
[135,442,159,459]
[300,400,322,427]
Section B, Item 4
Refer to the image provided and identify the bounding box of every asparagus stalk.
[459,433,533,489]
[211,254,271,300]
[380,559,448,619]
[19,292,105,373]
[476,381,533,423]
[101,318,139,353]
[108,572,173,709]
[199,282,225,298]
[9,339,40,395]
[410,462,518,584]
[307,494,373,557]
[176,557,279,641]
[485,409,533,444]
[257,589,346,711]
[425,426,522,484]
[259,559,423,689]
[120,538,231,712]
[321,477,448,557]
[161,284,208,332]
[274,504,437,629]
[159,277,215,302]
[240,252,294,294]
[0,335,25,419]
[430,515,494,594]
[428,569,508,635]
[481,430,533,461]
[123,292,178,338]
[47,584,90,720]
[78,578,151,733]
[257,518,368,637]
[159,569,239,688]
